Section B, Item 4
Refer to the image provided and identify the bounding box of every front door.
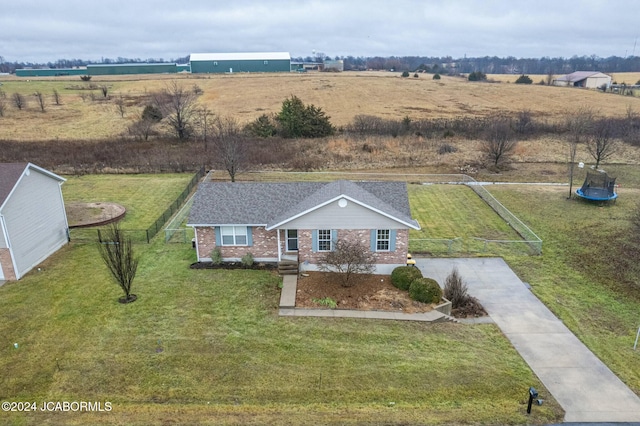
[286,229,298,251]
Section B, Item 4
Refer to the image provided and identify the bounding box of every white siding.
[280,199,407,229]
[1,169,67,279]
[0,217,7,248]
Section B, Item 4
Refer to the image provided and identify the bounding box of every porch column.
[276,229,282,261]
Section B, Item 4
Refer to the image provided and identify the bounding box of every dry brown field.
[2,71,640,141]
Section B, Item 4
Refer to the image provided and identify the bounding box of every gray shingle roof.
[0,163,28,207]
[187,180,419,229]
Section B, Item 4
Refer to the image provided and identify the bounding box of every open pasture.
[1,71,640,140]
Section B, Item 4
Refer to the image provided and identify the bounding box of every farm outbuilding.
[553,71,612,89]
[189,52,291,74]
[16,68,87,77]
[87,63,178,75]
[0,163,69,281]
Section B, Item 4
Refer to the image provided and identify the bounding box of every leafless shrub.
[52,89,61,105]
[0,97,6,117]
[100,85,109,98]
[444,268,486,317]
[437,143,457,155]
[318,239,375,287]
[481,116,517,167]
[12,92,26,110]
[34,91,45,112]
[211,116,246,182]
[114,95,126,117]
[152,81,198,140]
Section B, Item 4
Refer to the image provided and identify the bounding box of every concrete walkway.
[416,257,640,423]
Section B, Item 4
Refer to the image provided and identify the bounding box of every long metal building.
[189,52,291,73]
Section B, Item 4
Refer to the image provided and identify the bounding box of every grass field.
[2,71,640,140]
[0,174,564,425]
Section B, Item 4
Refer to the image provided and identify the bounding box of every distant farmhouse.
[552,71,612,89]
[189,52,291,73]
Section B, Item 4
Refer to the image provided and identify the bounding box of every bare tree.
[52,89,61,105]
[318,239,376,287]
[98,222,139,304]
[100,85,109,98]
[128,118,157,140]
[197,106,214,150]
[587,118,618,169]
[546,68,554,86]
[212,116,246,182]
[12,92,26,110]
[482,116,517,167]
[34,91,45,112]
[115,95,126,118]
[152,81,198,140]
[565,108,594,198]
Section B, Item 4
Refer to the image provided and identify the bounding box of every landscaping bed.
[295,271,436,313]
[190,261,278,271]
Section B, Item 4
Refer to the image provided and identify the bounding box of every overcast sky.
[1,0,638,63]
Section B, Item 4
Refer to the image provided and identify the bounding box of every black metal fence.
[68,166,205,244]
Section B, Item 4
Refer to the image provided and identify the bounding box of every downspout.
[276,229,281,262]
[0,215,20,280]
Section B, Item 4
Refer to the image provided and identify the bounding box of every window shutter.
[312,230,318,252]
[390,229,397,251]
[247,226,253,246]
[331,230,338,251]
[214,227,221,246]
[370,230,377,252]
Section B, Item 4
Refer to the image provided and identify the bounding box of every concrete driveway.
[416,257,640,423]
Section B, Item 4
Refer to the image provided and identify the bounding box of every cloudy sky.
[1,0,638,63]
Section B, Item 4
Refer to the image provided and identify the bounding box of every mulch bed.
[190,262,278,271]
[295,271,435,313]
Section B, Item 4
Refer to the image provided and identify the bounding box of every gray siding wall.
[0,217,7,248]
[1,169,67,278]
[280,199,407,229]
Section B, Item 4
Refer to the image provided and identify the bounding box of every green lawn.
[491,184,640,396]
[0,174,563,425]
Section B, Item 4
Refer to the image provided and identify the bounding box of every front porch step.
[278,260,299,275]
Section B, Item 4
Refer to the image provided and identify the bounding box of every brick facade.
[196,226,408,271]
[0,248,17,281]
[195,226,279,261]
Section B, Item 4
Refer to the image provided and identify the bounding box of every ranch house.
[187,180,421,274]
[0,163,69,281]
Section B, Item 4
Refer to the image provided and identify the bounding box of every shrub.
[433,73,441,80]
[443,268,469,308]
[401,71,410,77]
[391,266,423,291]
[438,143,457,154]
[515,75,533,84]
[246,113,277,138]
[142,105,163,122]
[409,278,442,304]
[312,297,337,309]
[468,71,487,82]
[276,95,334,138]
[241,252,254,268]
[80,75,91,81]
[211,247,223,265]
[413,73,419,78]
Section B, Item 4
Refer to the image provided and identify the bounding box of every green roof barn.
[190,52,291,74]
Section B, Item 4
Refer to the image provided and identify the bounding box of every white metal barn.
[552,71,612,89]
[0,163,69,281]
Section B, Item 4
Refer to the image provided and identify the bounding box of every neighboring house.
[552,71,611,89]
[0,163,69,281]
[187,180,421,274]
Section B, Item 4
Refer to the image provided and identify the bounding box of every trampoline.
[575,171,617,201]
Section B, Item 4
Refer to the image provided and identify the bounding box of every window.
[318,229,332,252]
[221,226,248,245]
[213,61,218,66]
[264,60,269,65]
[376,229,390,251]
